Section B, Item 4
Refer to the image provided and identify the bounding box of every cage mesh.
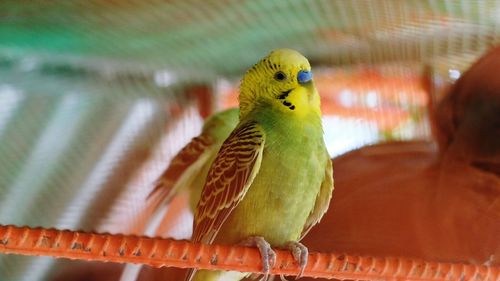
[1,1,500,280]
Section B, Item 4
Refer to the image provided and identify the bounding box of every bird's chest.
[218,126,327,246]
[259,135,325,197]
[259,123,325,192]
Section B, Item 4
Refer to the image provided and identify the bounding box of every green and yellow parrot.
[186,49,334,281]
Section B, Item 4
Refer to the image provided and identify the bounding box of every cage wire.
[0,0,500,281]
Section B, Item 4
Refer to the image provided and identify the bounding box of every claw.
[240,236,277,277]
[284,241,308,279]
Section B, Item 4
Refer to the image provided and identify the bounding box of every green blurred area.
[2,0,498,76]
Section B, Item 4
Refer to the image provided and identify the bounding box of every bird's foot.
[240,236,276,277]
[284,241,308,279]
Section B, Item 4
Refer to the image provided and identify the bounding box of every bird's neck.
[239,82,322,121]
[243,104,323,138]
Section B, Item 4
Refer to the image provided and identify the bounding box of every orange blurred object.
[301,47,500,281]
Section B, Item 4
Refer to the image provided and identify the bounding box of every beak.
[297,70,312,84]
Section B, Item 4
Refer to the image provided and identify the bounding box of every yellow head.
[239,48,321,119]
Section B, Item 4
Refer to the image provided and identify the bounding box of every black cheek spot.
[283,101,292,107]
[290,105,295,110]
[278,89,292,100]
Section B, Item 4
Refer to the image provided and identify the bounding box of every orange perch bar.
[0,224,498,280]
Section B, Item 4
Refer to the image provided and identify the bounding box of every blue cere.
[297,70,312,84]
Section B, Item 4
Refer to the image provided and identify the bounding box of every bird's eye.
[274,71,287,81]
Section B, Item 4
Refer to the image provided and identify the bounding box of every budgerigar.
[186,49,334,281]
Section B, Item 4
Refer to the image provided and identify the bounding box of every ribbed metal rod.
[0,224,498,280]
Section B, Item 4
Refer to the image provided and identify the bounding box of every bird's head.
[239,48,321,119]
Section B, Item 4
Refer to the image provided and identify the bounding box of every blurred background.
[1,1,499,280]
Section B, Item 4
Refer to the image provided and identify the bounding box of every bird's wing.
[192,121,265,244]
[148,134,213,205]
[300,155,334,240]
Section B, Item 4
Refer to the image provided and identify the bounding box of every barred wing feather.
[192,121,265,244]
[148,135,213,206]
